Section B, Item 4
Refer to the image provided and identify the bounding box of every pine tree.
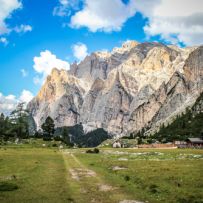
[0,113,5,141]
[62,127,73,147]
[10,103,29,139]
[41,116,55,141]
[0,113,5,134]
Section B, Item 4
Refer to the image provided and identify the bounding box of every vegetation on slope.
[151,92,203,142]
[55,125,109,147]
[0,103,30,141]
[0,104,109,147]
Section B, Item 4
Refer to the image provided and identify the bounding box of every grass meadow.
[0,141,203,203]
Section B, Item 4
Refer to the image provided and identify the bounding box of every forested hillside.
[151,92,203,142]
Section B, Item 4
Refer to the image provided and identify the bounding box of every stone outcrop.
[28,41,203,136]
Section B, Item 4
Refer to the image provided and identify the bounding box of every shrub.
[124,175,130,181]
[43,137,52,141]
[54,136,62,141]
[93,148,99,153]
[86,148,100,154]
[86,149,93,153]
[148,184,159,193]
[0,181,19,191]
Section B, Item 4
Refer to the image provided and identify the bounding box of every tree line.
[0,103,72,146]
[0,103,29,141]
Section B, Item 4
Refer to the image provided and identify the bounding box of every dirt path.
[61,150,130,203]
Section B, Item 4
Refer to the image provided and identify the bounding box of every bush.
[93,148,100,153]
[54,136,62,141]
[0,181,19,191]
[34,131,42,138]
[43,137,52,141]
[148,184,159,193]
[52,143,58,147]
[124,175,130,181]
[86,148,100,154]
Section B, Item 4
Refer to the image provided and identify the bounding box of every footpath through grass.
[0,145,203,203]
[0,147,73,203]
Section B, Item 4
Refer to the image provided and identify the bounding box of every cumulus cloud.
[72,42,88,61]
[57,0,202,45]
[0,0,22,35]
[21,69,28,77]
[0,37,8,45]
[0,0,33,43]
[19,90,34,103]
[14,24,32,33]
[0,90,34,115]
[140,0,203,45]
[33,50,70,85]
[70,0,137,32]
[0,93,17,115]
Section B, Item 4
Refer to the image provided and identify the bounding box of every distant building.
[186,138,203,148]
[173,140,187,145]
[113,140,122,148]
[173,140,187,148]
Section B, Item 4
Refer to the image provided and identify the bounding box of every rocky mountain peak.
[122,40,139,49]
[28,42,203,136]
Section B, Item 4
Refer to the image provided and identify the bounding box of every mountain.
[28,41,203,137]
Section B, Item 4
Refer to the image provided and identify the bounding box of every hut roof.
[186,138,203,144]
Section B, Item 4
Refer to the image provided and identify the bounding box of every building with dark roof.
[186,138,203,148]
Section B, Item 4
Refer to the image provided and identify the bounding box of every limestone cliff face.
[28,41,203,136]
[28,68,86,128]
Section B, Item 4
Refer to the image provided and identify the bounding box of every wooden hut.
[186,138,203,148]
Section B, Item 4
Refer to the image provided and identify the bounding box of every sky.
[0,0,203,114]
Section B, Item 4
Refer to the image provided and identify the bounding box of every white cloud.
[139,0,203,45]
[0,93,17,115]
[54,0,203,45]
[0,90,34,115]
[72,42,88,61]
[53,0,70,17]
[19,90,34,103]
[0,0,22,35]
[53,0,80,17]
[65,0,203,45]
[70,0,137,32]
[0,37,8,45]
[33,50,70,85]
[14,24,32,33]
[21,69,28,77]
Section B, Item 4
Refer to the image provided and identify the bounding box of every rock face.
[28,41,203,136]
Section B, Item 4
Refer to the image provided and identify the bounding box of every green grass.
[0,144,203,203]
[73,148,203,203]
[0,147,72,203]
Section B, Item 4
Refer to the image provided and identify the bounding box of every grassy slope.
[0,145,203,203]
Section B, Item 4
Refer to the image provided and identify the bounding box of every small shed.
[113,140,122,148]
[186,138,203,148]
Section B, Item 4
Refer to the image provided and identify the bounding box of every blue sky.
[0,0,202,114]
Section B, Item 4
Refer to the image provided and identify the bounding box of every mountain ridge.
[28,41,203,137]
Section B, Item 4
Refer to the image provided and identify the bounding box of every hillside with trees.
[151,92,203,142]
[0,103,30,142]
